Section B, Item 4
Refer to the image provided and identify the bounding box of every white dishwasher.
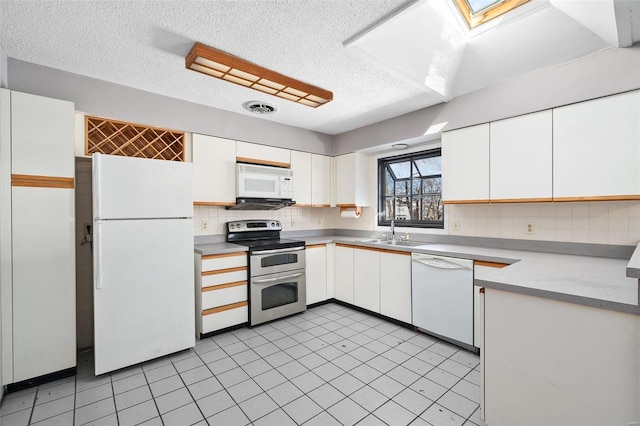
[411,253,474,347]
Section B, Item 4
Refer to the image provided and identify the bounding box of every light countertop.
[195,235,640,315]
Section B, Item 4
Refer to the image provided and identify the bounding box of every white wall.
[334,46,640,154]
[6,59,334,156]
[0,43,7,89]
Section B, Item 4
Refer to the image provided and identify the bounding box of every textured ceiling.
[0,0,637,135]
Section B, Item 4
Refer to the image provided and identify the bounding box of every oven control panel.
[227,220,282,232]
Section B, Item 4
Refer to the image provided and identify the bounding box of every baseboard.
[6,367,76,393]
[199,322,249,340]
[327,299,414,330]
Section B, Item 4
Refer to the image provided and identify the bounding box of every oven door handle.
[251,246,305,255]
[253,272,304,284]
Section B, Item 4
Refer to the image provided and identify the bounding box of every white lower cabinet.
[335,244,412,323]
[334,244,354,303]
[474,285,482,349]
[482,288,639,425]
[474,261,509,349]
[379,251,412,323]
[353,248,380,313]
[12,186,76,382]
[306,244,328,305]
[195,252,248,336]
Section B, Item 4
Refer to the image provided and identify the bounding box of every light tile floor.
[0,303,485,426]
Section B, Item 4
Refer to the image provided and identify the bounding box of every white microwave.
[236,163,294,199]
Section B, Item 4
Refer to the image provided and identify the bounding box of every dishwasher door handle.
[412,258,472,270]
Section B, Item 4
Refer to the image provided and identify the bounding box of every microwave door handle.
[252,246,305,255]
[253,272,304,284]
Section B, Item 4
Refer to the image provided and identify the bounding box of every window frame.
[452,0,530,28]
[377,148,444,229]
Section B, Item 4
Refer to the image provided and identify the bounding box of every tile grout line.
[170,348,211,425]
[14,303,481,426]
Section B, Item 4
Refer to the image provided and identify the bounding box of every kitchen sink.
[357,238,428,247]
[378,240,427,247]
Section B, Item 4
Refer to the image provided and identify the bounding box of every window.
[378,149,443,229]
[452,0,530,28]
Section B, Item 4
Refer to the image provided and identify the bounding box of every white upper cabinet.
[442,124,490,203]
[335,152,370,206]
[490,110,553,202]
[553,90,640,200]
[290,150,312,206]
[236,141,290,168]
[311,154,332,207]
[290,151,333,207]
[192,134,236,205]
[11,91,75,177]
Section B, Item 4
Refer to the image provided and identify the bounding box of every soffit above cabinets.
[1,0,637,135]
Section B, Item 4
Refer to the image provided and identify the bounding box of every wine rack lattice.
[86,116,185,161]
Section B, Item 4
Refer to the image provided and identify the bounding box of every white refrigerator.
[93,153,195,375]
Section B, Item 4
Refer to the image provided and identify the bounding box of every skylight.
[467,0,503,14]
[453,0,530,28]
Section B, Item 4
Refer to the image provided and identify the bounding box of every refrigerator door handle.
[95,222,103,289]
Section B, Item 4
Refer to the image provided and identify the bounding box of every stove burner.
[226,219,304,251]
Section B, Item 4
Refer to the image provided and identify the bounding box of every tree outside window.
[378,149,443,229]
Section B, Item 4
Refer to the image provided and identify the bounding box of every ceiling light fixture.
[392,143,409,150]
[186,42,333,108]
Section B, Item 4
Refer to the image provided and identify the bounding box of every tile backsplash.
[194,206,336,236]
[196,201,640,246]
[446,201,640,245]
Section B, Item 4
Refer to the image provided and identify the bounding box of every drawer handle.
[203,301,248,315]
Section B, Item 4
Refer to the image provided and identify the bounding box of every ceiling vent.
[243,101,277,115]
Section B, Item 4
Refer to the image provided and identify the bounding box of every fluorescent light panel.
[186,42,333,108]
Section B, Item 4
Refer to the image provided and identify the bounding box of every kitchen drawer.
[202,283,247,310]
[202,252,246,271]
[201,302,248,333]
[201,268,247,287]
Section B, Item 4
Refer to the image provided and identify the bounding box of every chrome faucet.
[390,219,395,241]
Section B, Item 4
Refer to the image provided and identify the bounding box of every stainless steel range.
[227,220,306,326]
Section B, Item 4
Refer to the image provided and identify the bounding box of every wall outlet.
[200,220,209,231]
[290,217,296,228]
[315,218,322,226]
[525,222,535,234]
[452,220,461,231]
